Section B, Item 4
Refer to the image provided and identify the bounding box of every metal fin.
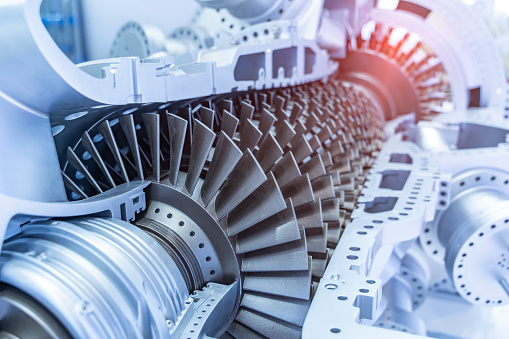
[243,257,312,300]
[240,120,262,152]
[299,154,326,181]
[119,115,144,181]
[321,198,341,222]
[227,172,286,236]
[99,120,129,182]
[270,152,301,188]
[281,174,315,207]
[235,308,301,339]
[289,102,303,124]
[61,170,88,199]
[227,321,263,339]
[241,292,310,327]
[67,147,103,194]
[166,113,187,186]
[255,134,283,172]
[236,199,300,254]
[222,110,239,139]
[239,101,255,131]
[201,132,242,206]
[142,113,161,182]
[215,149,267,220]
[295,201,323,230]
[185,119,215,195]
[291,135,313,164]
[199,106,215,129]
[275,120,296,149]
[82,131,116,187]
[312,175,335,200]
[241,228,308,272]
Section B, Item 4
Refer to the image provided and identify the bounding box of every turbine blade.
[221,109,239,138]
[185,119,215,194]
[166,113,188,186]
[82,130,116,186]
[67,147,103,193]
[142,113,161,182]
[240,120,262,152]
[270,152,301,188]
[119,115,144,180]
[99,120,129,182]
[215,150,267,220]
[201,132,242,206]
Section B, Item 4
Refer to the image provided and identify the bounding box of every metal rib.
[236,199,300,254]
[270,152,301,188]
[67,147,103,194]
[215,149,267,220]
[119,115,144,181]
[227,172,286,236]
[82,130,116,187]
[99,120,129,182]
[185,120,215,195]
[280,174,315,207]
[243,257,312,300]
[256,134,283,172]
[221,109,239,138]
[241,292,310,328]
[299,155,325,181]
[201,131,242,206]
[166,113,187,186]
[240,120,262,152]
[242,227,308,272]
[199,106,215,129]
[142,113,161,182]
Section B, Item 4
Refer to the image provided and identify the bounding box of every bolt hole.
[338,296,348,300]
[155,208,160,213]
[330,328,341,334]
[359,288,369,293]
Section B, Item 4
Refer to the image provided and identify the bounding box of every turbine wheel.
[61,79,384,337]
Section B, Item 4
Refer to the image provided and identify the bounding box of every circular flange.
[110,22,166,58]
[420,168,509,262]
[449,212,509,306]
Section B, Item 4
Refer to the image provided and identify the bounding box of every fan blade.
[201,132,242,206]
[291,135,313,164]
[227,172,286,236]
[270,152,301,188]
[142,113,161,182]
[199,106,215,129]
[99,120,129,182]
[119,115,144,181]
[295,201,323,230]
[221,110,239,139]
[166,113,187,186]
[299,154,325,181]
[82,130,116,187]
[235,308,301,339]
[289,102,303,124]
[185,120,215,195]
[255,134,283,172]
[305,223,327,254]
[321,198,341,222]
[67,147,103,194]
[240,120,262,152]
[227,321,264,339]
[281,174,314,207]
[61,170,88,199]
[241,292,310,327]
[239,101,255,132]
[275,120,296,149]
[241,227,308,272]
[243,257,312,300]
[312,175,335,200]
[236,199,300,254]
[215,149,267,220]
[257,108,276,146]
